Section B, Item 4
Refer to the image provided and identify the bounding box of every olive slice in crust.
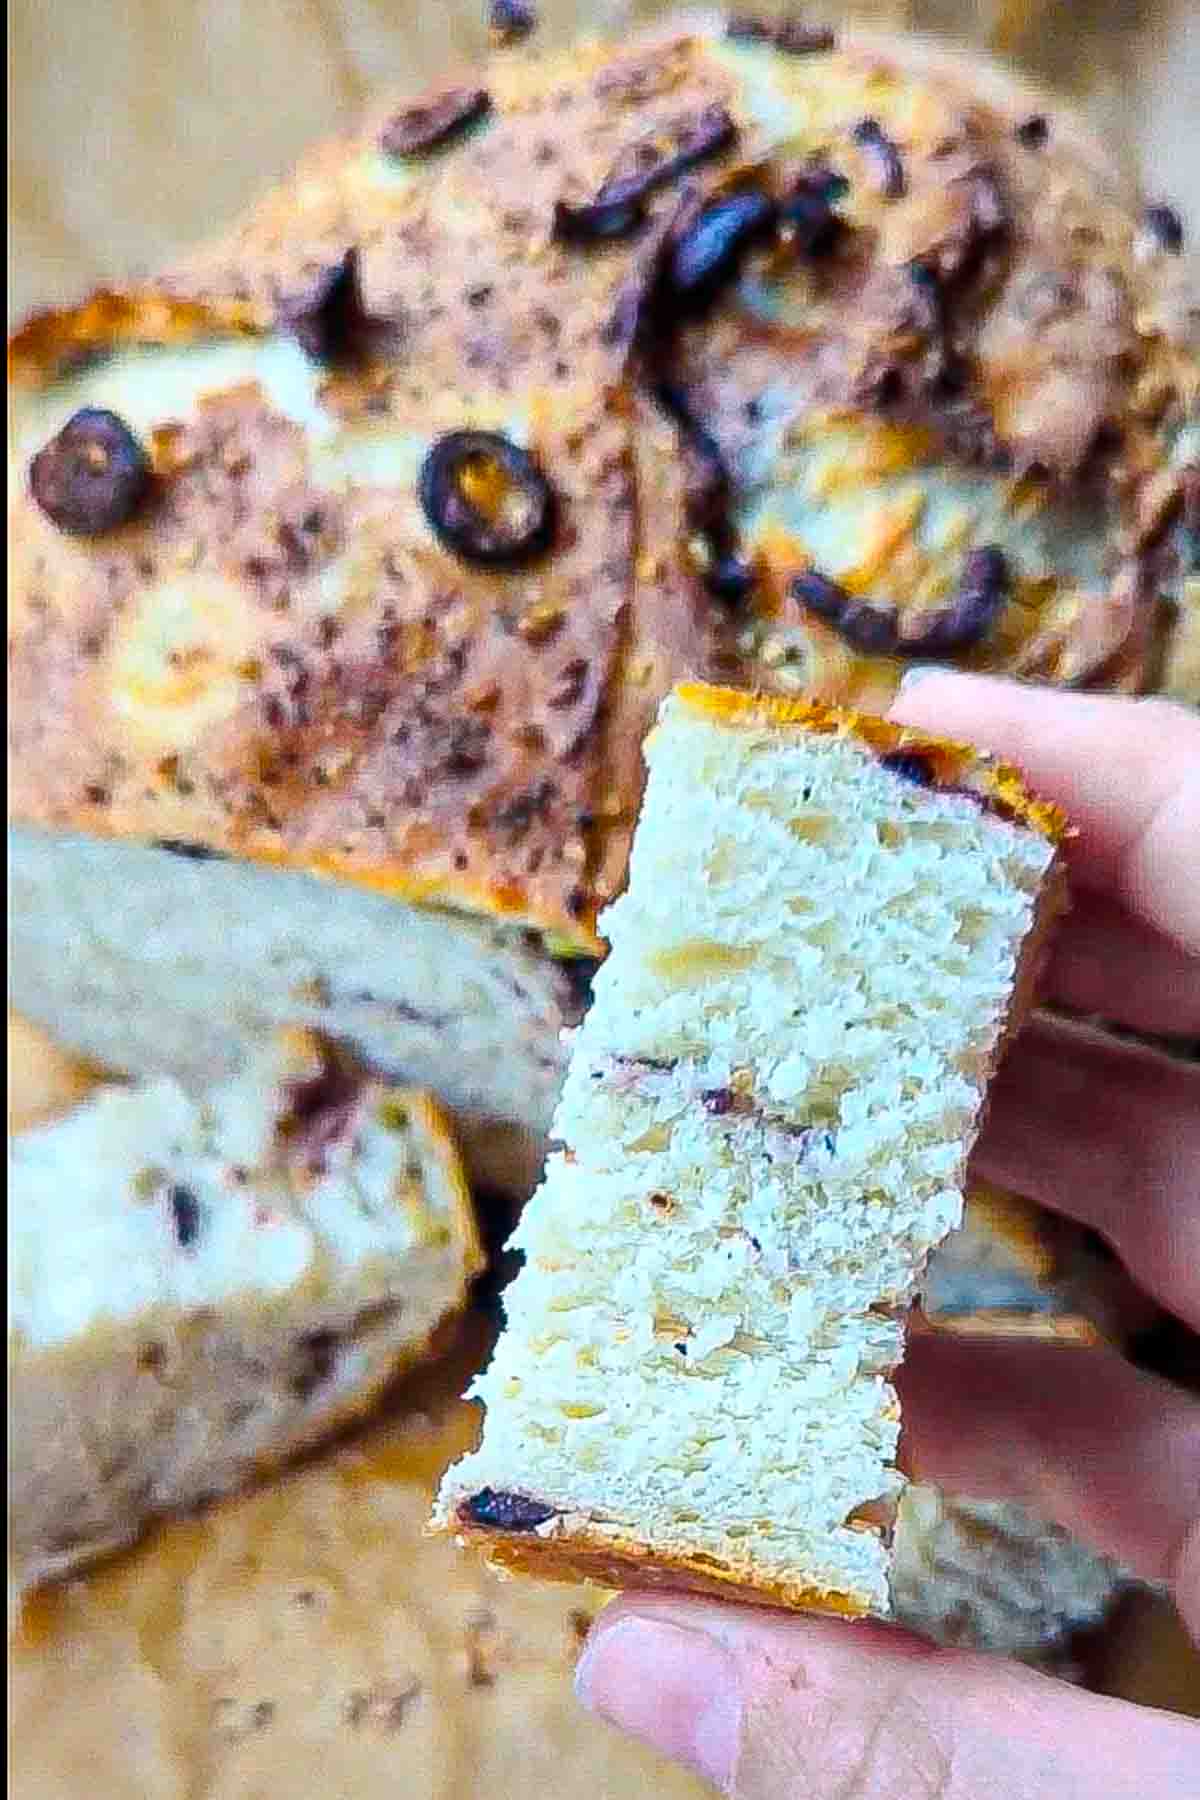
[419,430,556,567]
[29,407,150,537]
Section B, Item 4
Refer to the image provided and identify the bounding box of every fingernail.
[897,663,943,693]
[575,1615,742,1790]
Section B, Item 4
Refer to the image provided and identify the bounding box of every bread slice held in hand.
[10,1027,481,1593]
[435,683,1067,1616]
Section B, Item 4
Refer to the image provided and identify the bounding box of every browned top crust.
[9,20,1198,950]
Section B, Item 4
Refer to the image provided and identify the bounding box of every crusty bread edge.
[669,682,1071,844]
[445,1516,873,1618]
[403,1085,488,1289]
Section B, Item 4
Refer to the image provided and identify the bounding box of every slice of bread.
[434,682,1066,1615]
[10,1027,481,1593]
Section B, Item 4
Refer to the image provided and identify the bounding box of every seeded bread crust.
[8,18,1195,954]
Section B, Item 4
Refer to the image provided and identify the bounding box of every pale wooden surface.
[8,0,1199,326]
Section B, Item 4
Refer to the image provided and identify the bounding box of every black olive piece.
[488,0,537,45]
[651,381,725,476]
[553,194,646,243]
[702,1086,735,1115]
[725,14,772,42]
[852,118,905,200]
[899,546,1010,656]
[554,105,736,246]
[837,597,900,654]
[725,15,836,54]
[791,570,899,654]
[602,105,737,206]
[601,183,705,356]
[558,955,603,1018]
[778,165,849,255]
[463,1488,558,1531]
[280,249,367,366]
[664,189,779,315]
[789,568,847,624]
[1015,114,1050,150]
[706,552,757,605]
[773,20,836,54]
[379,86,492,159]
[654,379,732,532]
[419,430,556,567]
[879,751,935,786]
[29,408,150,537]
[1142,203,1185,254]
[652,380,755,602]
[168,1184,201,1251]
[154,839,226,862]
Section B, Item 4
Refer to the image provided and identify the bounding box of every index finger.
[889,673,1200,954]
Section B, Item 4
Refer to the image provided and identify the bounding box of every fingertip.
[886,666,1030,736]
[575,1606,743,1790]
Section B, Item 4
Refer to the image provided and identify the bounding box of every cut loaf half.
[10,1027,481,1592]
[435,683,1066,1615]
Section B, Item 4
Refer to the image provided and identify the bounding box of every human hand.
[574,673,1200,1798]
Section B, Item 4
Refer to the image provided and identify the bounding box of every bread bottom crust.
[447,1520,873,1619]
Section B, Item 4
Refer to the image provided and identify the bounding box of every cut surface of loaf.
[6,19,1196,1205]
[9,827,582,1183]
[435,683,1065,1615]
[9,1027,481,1592]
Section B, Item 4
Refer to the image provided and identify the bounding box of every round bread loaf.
[8,13,1198,1175]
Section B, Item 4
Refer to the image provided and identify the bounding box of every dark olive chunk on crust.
[29,408,150,537]
[664,190,779,315]
[419,430,556,566]
[463,1488,558,1530]
[488,0,537,46]
[278,249,367,366]
[554,105,737,245]
[379,87,492,159]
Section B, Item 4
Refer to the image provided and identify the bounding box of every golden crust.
[449,1518,871,1619]
[8,21,1196,954]
[7,288,257,386]
[401,1085,487,1289]
[671,681,1071,841]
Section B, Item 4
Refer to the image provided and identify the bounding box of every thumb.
[574,1594,1200,1798]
